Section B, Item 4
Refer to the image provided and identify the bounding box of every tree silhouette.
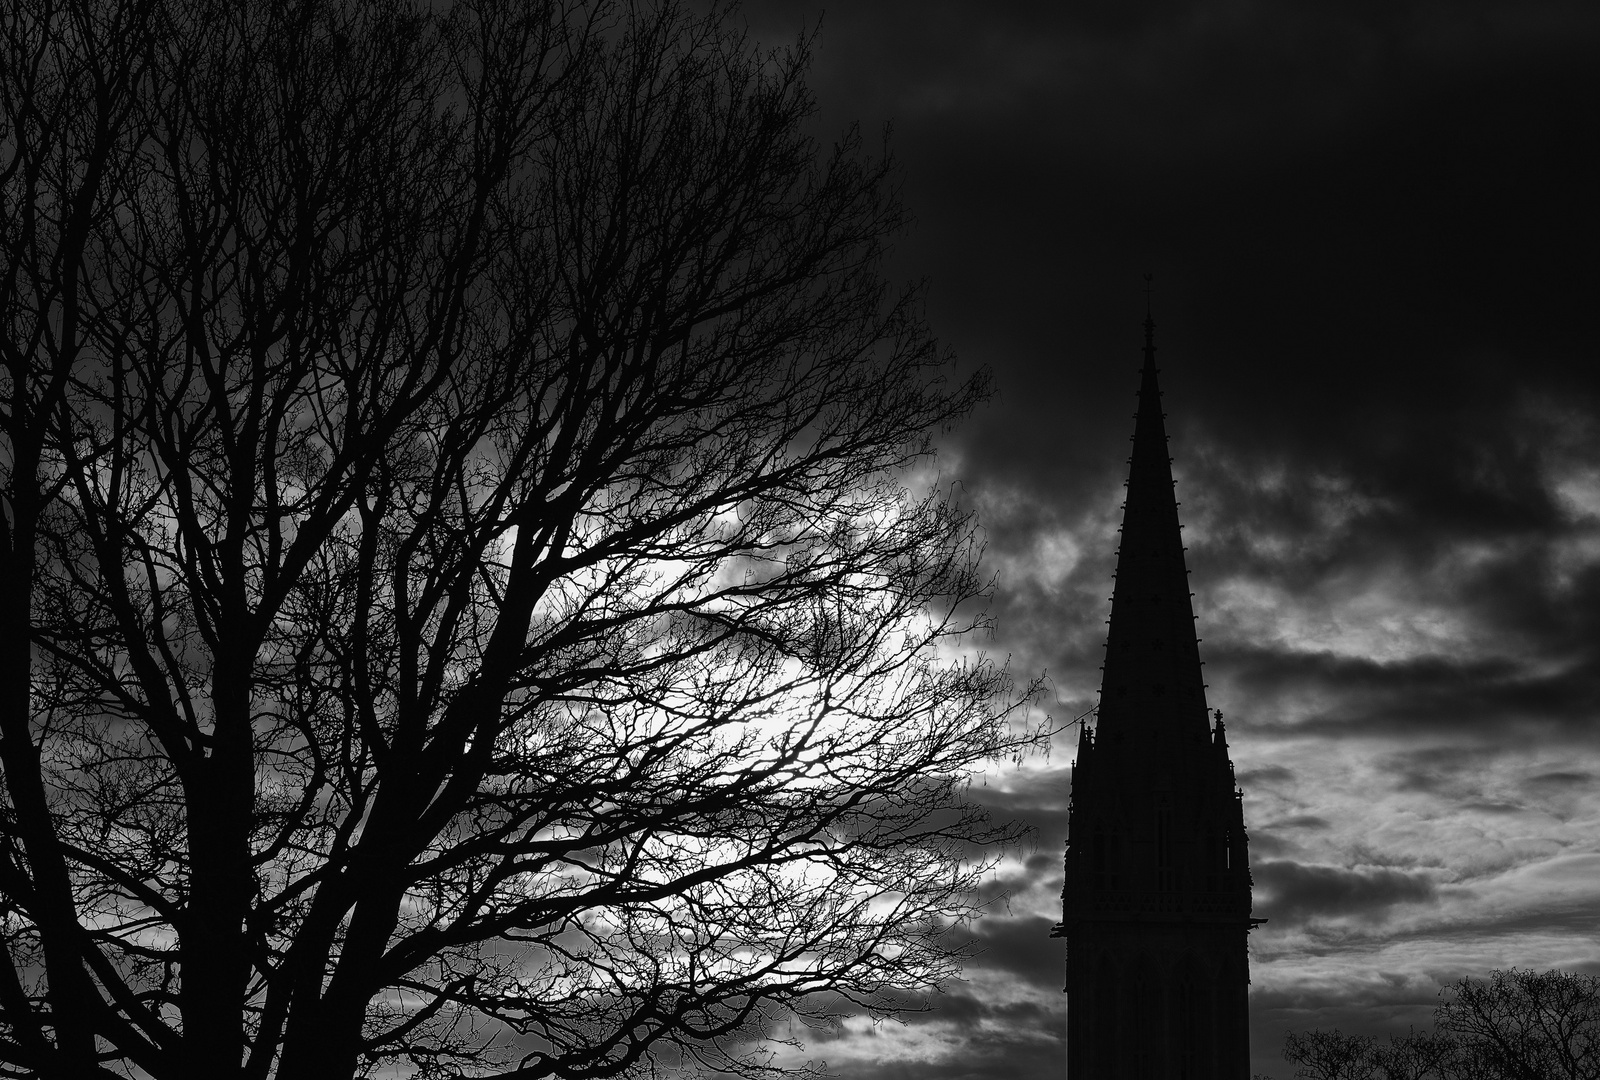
[1279,969,1600,1080]
[0,1,1033,1077]
[1438,968,1600,1080]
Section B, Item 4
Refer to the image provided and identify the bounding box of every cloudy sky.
[735,2,1600,1077]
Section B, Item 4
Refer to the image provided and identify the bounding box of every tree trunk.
[0,461,103,1079]
[179,656,256,1078]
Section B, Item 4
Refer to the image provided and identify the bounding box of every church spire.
[1096,305,1211,753]
[1057,309,1256,1079]
[1056,304,1254,1080]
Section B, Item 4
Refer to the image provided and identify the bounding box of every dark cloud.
[905,992,1052,1031]
[963,771,1072,855]
[1247,831,1296,859]
[963,915,1063,990]
[1378,744,1507,795]
[1212,648,1600,739]
[1254,861,1439,926]
[1251,973,1441,1017]
[1398,902,1600,944]
[1181,408,1600,572]
[1238,764,1295,786]
[1264,815,1332,831]
[1527,770,1595,788]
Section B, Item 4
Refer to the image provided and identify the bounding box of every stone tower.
[1054,314,1258,1079]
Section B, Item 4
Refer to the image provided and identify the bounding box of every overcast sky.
[734,2,1600,1077]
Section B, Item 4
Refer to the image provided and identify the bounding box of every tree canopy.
[0,1,1034,1077]
[1277,968,1600,1080]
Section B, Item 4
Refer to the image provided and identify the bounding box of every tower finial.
[1142,274,1156,370]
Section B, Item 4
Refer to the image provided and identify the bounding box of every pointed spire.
[1097,301,1210,754]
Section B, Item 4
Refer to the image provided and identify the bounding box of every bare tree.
[1282,1029,1381,1080]
[0,1,1036,1078]
[1280,969,1599,1080]
[1436,968,1600,1080]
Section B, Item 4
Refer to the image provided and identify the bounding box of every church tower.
[1055,312,1258,1078]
